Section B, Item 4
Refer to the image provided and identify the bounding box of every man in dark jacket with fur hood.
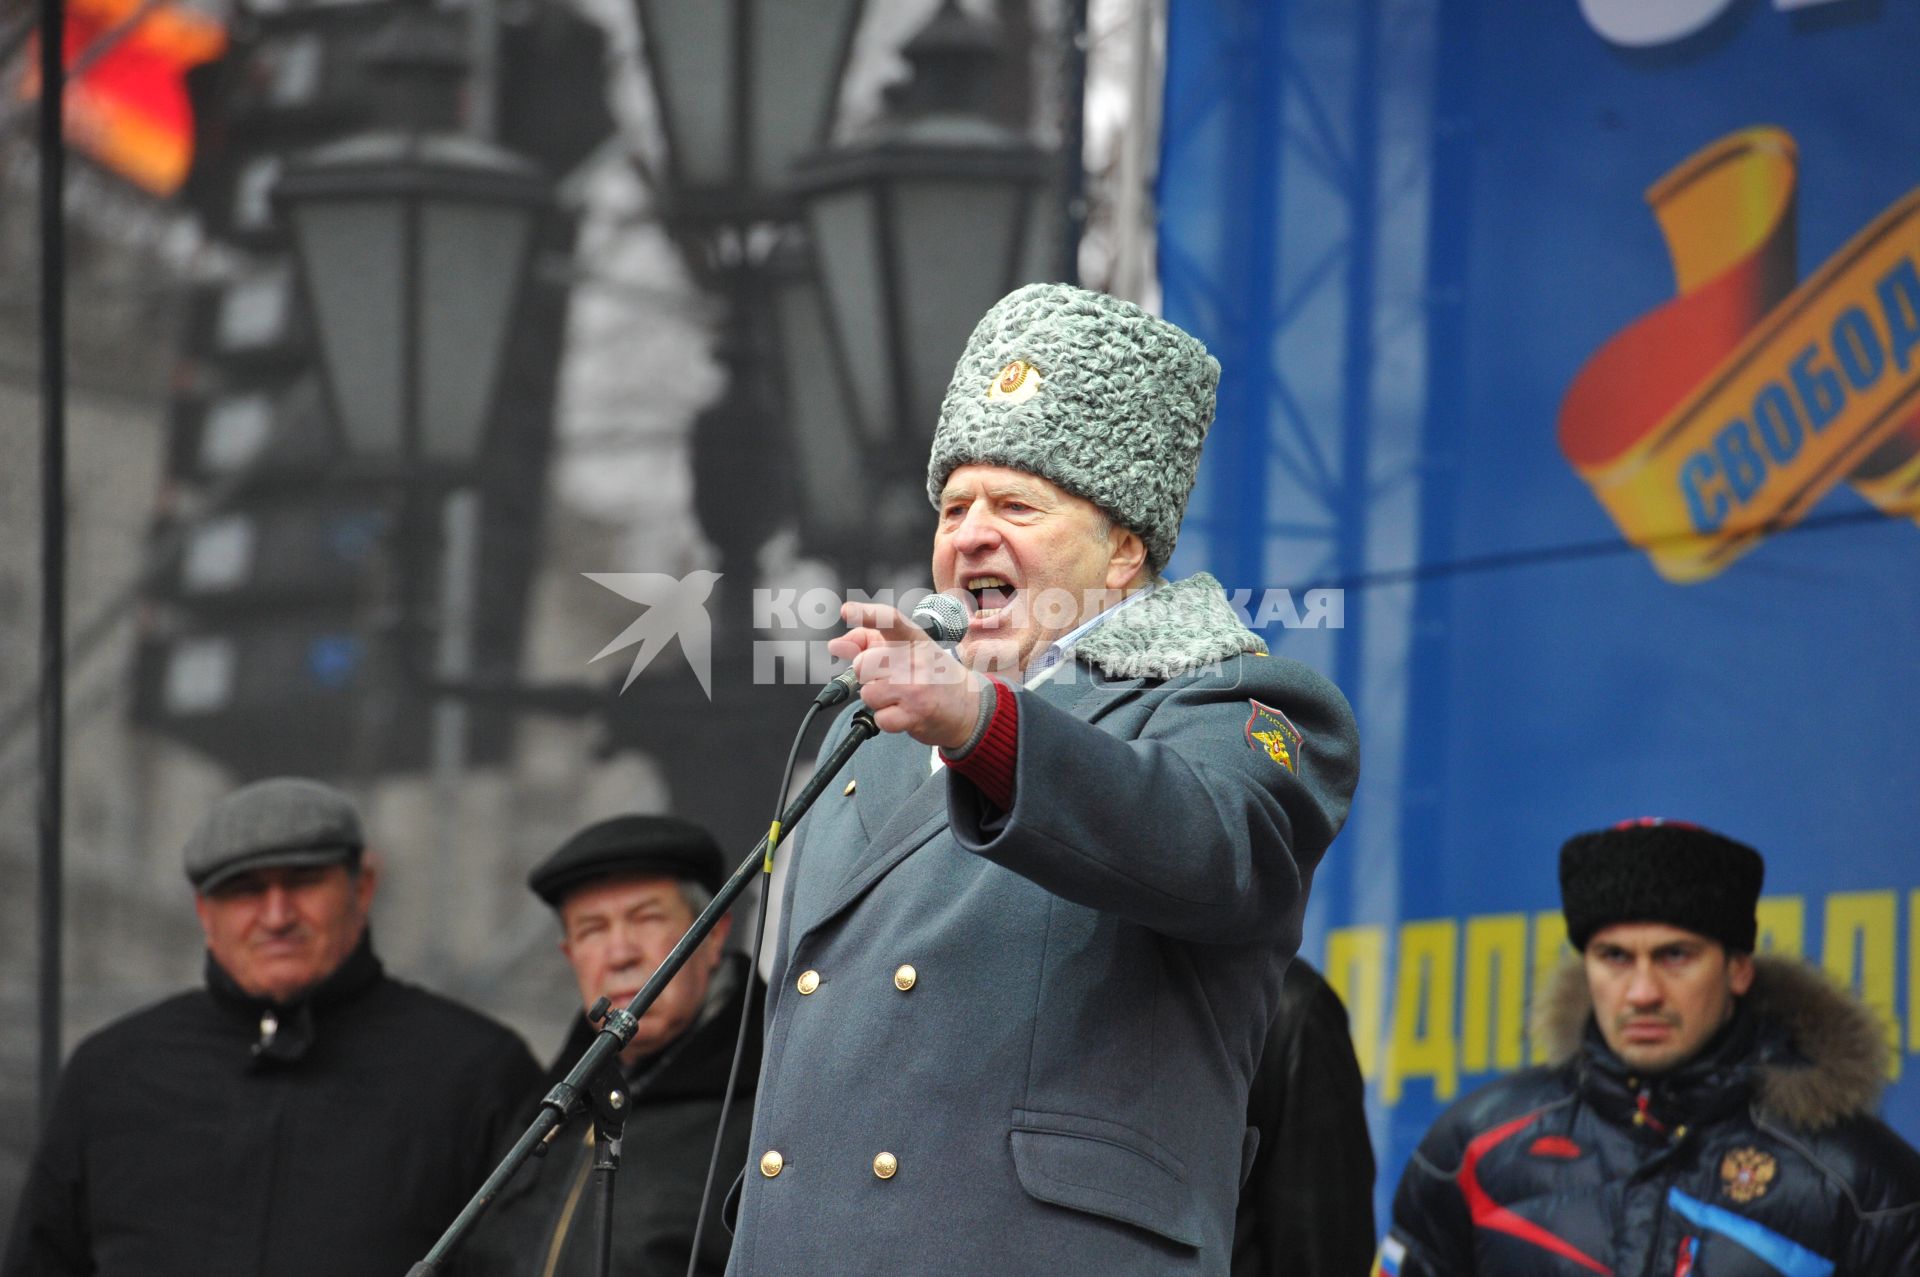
[1381,819,1920,1276]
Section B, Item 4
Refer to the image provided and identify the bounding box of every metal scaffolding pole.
[37,0,68,1123]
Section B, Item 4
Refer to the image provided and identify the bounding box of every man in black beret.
[1380,819,1920,1276]
[3,777,543,1277]
[456,813,763,1277]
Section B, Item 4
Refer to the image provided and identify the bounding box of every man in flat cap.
[1381,819,1920,1276]
[727,283,1360,1275]
[456,814,762,1277]
[3,777,542,1277]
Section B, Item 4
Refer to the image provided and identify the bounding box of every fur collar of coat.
[1533,953,1889,1130]
[1074,572,1266,680]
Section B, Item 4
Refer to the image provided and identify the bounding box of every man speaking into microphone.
[728,284,1360,1276]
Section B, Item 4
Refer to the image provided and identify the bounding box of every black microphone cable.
[684,694,824,1277]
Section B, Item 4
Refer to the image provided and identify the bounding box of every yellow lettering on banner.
[1325,926,1386,1081]
[1912,892,1920,1056]
[1383,921,1459,1104]
[1463,915,1528,1074]
[1530,910,1571,1065]
[1823,892,1901,1081]
[1755,895,1805,956]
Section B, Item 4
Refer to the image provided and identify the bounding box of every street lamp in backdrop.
[633,0,868,235]
[786,0,1055,579]
[275,129,551,974]
[276,132,549,483]
[637,0,1055,586]
[632,0,869,637]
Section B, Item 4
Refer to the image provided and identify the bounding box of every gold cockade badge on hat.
[1720,1147,1776,1203]
[987,359,1042,404]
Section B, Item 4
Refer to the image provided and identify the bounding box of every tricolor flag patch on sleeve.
[1245,700,1303,772]
[1373,1234,1407,1277]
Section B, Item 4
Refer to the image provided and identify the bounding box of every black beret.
[1559,819,1764,953]
[528,814,726,909]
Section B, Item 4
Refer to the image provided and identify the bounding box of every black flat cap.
[1560,818,1765,953]
[528,814,725,908]
[184,777,365,893]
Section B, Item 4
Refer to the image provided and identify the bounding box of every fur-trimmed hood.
[1532,953,1890,1130]
[1072,572,1266,680]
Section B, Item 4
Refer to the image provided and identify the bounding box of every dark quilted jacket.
[1382,957,1920,1276]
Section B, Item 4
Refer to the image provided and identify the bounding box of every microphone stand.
[406,708,882,1276]
[585,1047,627,1277]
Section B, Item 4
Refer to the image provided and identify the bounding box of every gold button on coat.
[760,1150,784,1178]
[796,970,820,995]
[843,779,857,796]
[893,964,917,991]
[872,1151,898,1180]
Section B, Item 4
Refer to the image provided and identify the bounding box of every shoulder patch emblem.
[1245,700,1302,772]
[1720,1147,1776,1203]
[987,359,1042,404]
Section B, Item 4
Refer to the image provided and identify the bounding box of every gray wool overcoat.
[728,583,1359,1276]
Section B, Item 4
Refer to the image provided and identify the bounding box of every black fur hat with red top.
[1559,817,1765,953]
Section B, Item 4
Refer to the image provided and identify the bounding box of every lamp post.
[276,129,550,975]
[276,128,550,695]
[764,233,867,569]
[581,0,868,853]
[629,0,868,633]
[784,0,1054,579]
[277,132,549,482]
[632,0,867,238]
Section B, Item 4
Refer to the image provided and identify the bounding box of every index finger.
[839,601,930,643]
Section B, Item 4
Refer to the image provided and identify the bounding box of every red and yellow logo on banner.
[18,0,227,196]
[1558,126,1920,582]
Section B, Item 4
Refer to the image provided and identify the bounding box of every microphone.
[814,592,972,707]
[910,591,972,644]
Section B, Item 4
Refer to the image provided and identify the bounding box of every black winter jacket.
[1233,960,1376,1277]
[2,937,542,1277]
[1383,956,1920,1277]
[453,956,764,1277]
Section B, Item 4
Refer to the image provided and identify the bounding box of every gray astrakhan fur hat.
[925,283,1220,573]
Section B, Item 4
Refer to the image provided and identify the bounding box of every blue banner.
[1162,0,1920,1231]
